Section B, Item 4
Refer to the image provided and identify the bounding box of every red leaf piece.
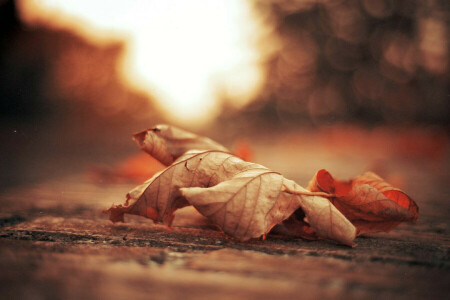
[276,209,320,240]
[307,169,419,235]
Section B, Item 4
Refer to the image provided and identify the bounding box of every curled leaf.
[180,169,295,241]
[105,150,356,245]
[104,150,251,226]
[180,167,355,245]
[105,125,418,247]
[133,124,229,166]
[307,169,419,235]
[283,181,356,246]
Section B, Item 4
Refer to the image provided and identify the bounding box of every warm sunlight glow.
[18,0,265,125]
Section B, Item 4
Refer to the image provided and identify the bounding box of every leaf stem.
[284,188,335,198]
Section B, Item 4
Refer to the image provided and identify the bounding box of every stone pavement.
[1,130,449,299]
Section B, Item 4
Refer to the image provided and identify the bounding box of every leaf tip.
[132,130,148,148]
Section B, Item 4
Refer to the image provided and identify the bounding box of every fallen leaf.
[105,125,419,247]
[104,150,250,226]
[105,150,356,245]
[182,172,355,244]
[133,124,229,166]
[307,169,418,235]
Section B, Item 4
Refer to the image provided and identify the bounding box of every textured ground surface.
[1,129,449,299]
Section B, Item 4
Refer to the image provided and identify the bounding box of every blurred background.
[0,0,449,190]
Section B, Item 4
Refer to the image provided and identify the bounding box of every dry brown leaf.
[105,150,252,226]
[133,124,229,166]
[105,125,419,247]
[307,169,419,235]
[181,172,356,244]
[105,150,356,245]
